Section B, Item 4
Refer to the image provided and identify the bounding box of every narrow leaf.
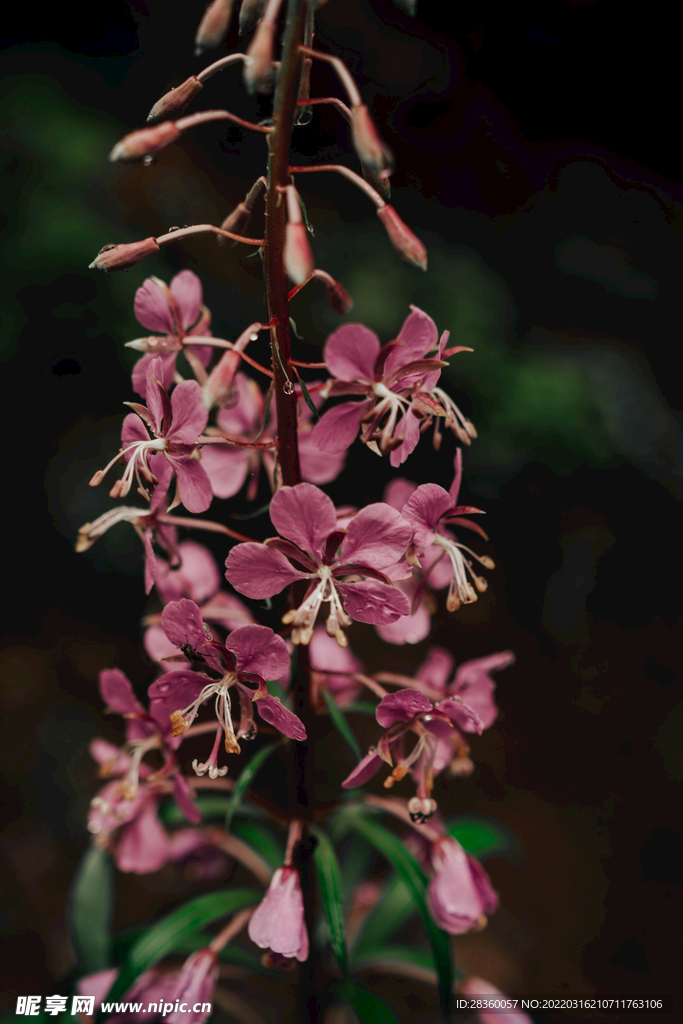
[231,500,272,521]
[69,846,113,974]
[293,367,319,420]
[252,385,273,443]
[321,687,362,760]
[225,743,277,830]
[346,810,453,1018]
[343,701,379,717]
[447,815,518,860]
[351,872,417,959]
[311,827,349,977]
[334,980,403,1024]
[99,888,261,1014]
[353,945,436,975]
[229,818,284,870]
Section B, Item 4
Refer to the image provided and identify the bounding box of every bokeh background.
[1,0,680,1019]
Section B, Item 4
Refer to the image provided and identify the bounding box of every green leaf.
[345,809,453,1018]
[447,815,518,860]
[343,701,378,717]
[230,499,272,520]
[352,945,436,975]
[98,888,261,1015]
[229,818,284,870]
[334,980,403,1024]
[225,743,278,830]
[293,367,319,420]
[321,687,362,761]
[311,827,349,977]
[267,678,287,701]
[252,385,273,442]
[351,872,417,960]
[69,846,113,973]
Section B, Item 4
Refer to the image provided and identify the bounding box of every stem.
[289,163,386,207]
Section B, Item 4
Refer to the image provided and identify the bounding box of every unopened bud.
[217,203,252,247]
[239,0,266,35]
[376,205,428,270]
[312,270,353,314]
[202,349,242,408]
[285,223,315,285]
[109,121,181,162]
[195,0,235,56]
[244,19,276,95]
[89,237,160,274]
[351,103,394,175]
[362,163,391,201]
[147,76,203,123]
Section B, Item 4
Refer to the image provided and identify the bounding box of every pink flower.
[126,271,213,400]
[164,949,218,1024]
[90,356,212,514]
[248,865,309,962]
[309,626,364,707]
[426,835,498,934]
[310,306,474,466]
[77,966,178,1022]
[148,599,303,778]
[400,451,494,611]
[200,374,345,500]
[413,646,515,731]
[341,687,483,820]
[225,483,412,646]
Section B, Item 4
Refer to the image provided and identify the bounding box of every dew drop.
[283,380,294,395]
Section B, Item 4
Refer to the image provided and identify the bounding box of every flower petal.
[383,306,438,380]
[170,269,202,331]
[299,430,347,484]
[168,380,209,443]
[310,401,365,455]
[99,668,146,717]
[415,647,454,698]
[166,455,214,514]
[401,483,453,547]
[173,773,202,824]
[132,352,176,400]
[199,445,251,500]
[161,598,207,651]
[449,651,514,730]
[269,483,336,556]
[438,696,484,735]
[226,624,290,680]
[324,323,380,383]
[341,749,384,788]
[255,694,306,740]
[376,688,433,727]
[116,797,172,874]
[339,502,412,569]
[226,543,310,599]
[389,409,422,468]
[135,277,174,334]
[335,579,410,625]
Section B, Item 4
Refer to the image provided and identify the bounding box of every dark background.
[1,0,680,1019]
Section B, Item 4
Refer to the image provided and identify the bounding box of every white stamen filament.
[432,533,480,610]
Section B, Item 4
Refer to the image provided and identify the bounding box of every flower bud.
[239,0,266,36]
[285,223,314,285]
[351,103,394,175]
[376,205,428,270]
[244,19,276,95]
[195,0,235,56]
[147,76,203,123]
[312,270,353,313]
[217,202,252,247]
[89,237,160,274]
[202,350,242,409]
[109,121,181,163]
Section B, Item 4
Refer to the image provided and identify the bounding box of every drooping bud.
[202,322,266,408]
[239,0,266,35]
[147,76,204,123]
[376,205,427,270]
[351,103,394,176]
[243,17,276,95]
[362,164,391,201]
[217,203,252,248]
[312,269,353,314]
[88,237,160,274]
[284,186,314,285]
[108,121,181,163]
[195,0,235,56]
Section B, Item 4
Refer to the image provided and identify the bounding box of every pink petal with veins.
[335,578,410,624]
[389,409,422,468]
[170,269,202,331]
[165,455,213,514]
[226,543,310,599]
[383,477,416,512]
[116,796,172,874]
[157,541,221,606]
[383,306,437,380]
[255,695,306,740]
[324,323,380,383]
[226,625,290,680]
[132,352,176,400]
[299,431,346,484]
[402,483,453,547]
[200,444,251,500]
[135,278,175,334]
[216,373,263,435]
[168,380,208,443]
[145,356,168,435]
[161,599,206,651]
[449,651,514,730]
[339,503,412,569]
[375,592,431,645]
[99,668,146,717]
[121,411,150,448]
[375,688,433,727]
[438,697,484,735]
[415,647,454,697]
[248,866,309,960]
[310,401,365,455]
[269,483,336,556]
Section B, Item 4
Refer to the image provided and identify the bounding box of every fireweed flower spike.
[89,356,213,514]
[248,819,309,964]
[311,305,459,466]
[148,599,304,778]
[225,482,413,646]
[342,687,484,820]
